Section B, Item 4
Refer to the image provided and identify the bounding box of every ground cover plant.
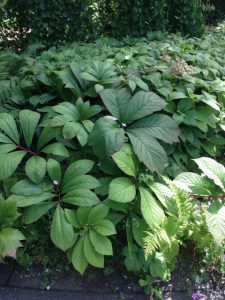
[0,31,225,298]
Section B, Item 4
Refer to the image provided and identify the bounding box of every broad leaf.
[65,209,81,229]
[84,235,104,268]
[0,228,24,259]
[50,205,75,251]
[25,156,47,183]
[8,192,54,207]
[194,157,225,192]
[94,220,116,236]
[109,177,136,203]
[47,159,62,182]
[0,113,19,144]
[88,203,109,224]
[23,202,55,224]
[41,142,69,157]
[89,118,125,159]
[139,187,165,227]
[62,188,100,206]
[128,132,168,173]
[124,91,167,124]
[89,229,113,255]
[11,180,52,196]
[127,114,180,144]
[19,110,40,147]
[100,88,130,121]
[72,237,88,274]
[174,172,214,195]
[205,201,225,245]
[112,151,137,177]
[0,151,26,181]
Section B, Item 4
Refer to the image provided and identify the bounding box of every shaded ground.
[0,256,225,300]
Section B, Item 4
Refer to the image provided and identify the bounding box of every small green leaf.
[47,158,62,182]
[109,177,136,203]
[77,207,92,226]
[25,156,47,183]
[50,205,75,251]
[139,187,165,227]
[94,220,116,236]
[41,142,69,157]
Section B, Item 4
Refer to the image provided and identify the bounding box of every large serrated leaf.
[124,91,167,124]
[128,132,168,173]
[127,114,180,144]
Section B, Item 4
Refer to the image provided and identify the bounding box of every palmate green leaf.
[205,201,225,245]
[128,132,168,173]
[100,88,130,121]
[23,202,55,224]
[127,114,180,144]
[109,177,136,203]
[41,142,69,157]
[194,157,225,192]
[72,237,88,274]
[89,229,113,255]
[25,156,47,183]
[0,228,24,259]
[0,113,19,144]
[94,220,116,236]
[112,150,137,177]
[0,198,19,227]
[84,235,104,268]
[11,180,53,196]
[0,151,26,181]
[8,192,54,207]
[174,172,215,195]
[139,187,165,228]
[88,118,125,159]
[62,188,100,206]
[124,91,167,124]
[19,110,40,147]
[47,159,62,182]
[62,160,94,187]
[50,204,75,252]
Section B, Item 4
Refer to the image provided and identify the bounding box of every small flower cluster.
[161,51,171,62]
[170,58,195,75]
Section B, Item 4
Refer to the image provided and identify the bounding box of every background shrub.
[0,0,205,50]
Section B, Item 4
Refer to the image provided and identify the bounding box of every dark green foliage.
[0,0,205,50]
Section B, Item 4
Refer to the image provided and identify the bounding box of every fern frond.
[144,227,170,258]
